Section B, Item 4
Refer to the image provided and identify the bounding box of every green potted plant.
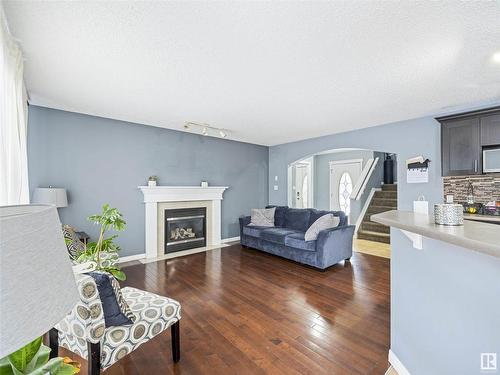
[0,337,80,374]
[75,204,127,280]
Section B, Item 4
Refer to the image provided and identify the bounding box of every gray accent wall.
[269,117,500,374]
[313,149,378,224]
[27,106,269,256]
[313,150,374,209]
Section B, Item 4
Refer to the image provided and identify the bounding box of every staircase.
[357,184,397,244]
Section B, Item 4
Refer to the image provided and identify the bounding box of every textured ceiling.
[3,1,500,145]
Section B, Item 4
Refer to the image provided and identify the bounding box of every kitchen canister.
[434,204,464,226]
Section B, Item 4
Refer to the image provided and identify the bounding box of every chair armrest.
[239,216,251,236]
[54,274,105,343]
[316,225,355,268]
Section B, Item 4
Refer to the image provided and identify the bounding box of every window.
[338,172,353,215]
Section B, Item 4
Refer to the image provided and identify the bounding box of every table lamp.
[0,204,79,358]
[32,188,68,208]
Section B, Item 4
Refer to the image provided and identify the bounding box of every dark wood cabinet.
[481,114,500,146]
[439,107,500,177]
[441,117,481,176]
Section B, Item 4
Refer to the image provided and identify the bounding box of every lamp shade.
[32,188,68,208]
[0,205,79,358]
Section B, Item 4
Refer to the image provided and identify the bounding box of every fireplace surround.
[139,186,228,258]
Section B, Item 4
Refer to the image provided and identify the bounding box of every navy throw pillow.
[284,208,311,232]
[266,205,288,227]
[87,272,134,327]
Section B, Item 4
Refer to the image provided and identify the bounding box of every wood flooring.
[61,244,391,374]
[353,239,391,259]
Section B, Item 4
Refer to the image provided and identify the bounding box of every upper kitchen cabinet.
[481,114,500,146]
[441,117,481,176]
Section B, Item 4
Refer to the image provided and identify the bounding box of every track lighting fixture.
[183,122,230,139]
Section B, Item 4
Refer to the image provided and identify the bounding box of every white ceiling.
[3,1,500,146]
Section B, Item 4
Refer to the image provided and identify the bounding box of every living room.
[1,2,500,375]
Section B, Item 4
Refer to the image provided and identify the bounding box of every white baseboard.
[221,236,240,243]
[388,349,411,375]
[118,254,146,263]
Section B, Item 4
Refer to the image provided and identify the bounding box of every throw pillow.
[266,205,288,227]
[248,207,275,227]
[87,271,135,327]
[62,225,85,260]
[304,214,340,241]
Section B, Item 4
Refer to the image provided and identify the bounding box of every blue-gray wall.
[27,106,269,256]
[313,149,374,210]
[269,116,500,374]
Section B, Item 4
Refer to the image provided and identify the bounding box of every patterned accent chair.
[50,274,181,374]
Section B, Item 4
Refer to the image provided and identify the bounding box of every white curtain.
[0,7,29,205]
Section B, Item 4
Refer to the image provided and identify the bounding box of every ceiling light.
[183,121,229,139]
[493,51,500,63]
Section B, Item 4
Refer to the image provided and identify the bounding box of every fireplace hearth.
[164,207,206,253]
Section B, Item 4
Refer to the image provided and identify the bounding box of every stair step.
[381,184,397,192]
[357,230,391,244]
[374,191,397,200]
[361,221,390,234]
[371,197,397,207]
[367,205,395,215]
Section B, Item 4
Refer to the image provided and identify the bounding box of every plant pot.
[148,180,157,187]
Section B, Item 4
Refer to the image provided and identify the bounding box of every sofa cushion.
[284,208,311,232]
[284,232,316,252]
[243,225,268,238]
[260,228,300,244]
[266,205,288,227]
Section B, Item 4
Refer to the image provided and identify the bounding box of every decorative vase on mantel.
[148,176,158,187]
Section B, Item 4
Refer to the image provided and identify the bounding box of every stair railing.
[350,157,379,201]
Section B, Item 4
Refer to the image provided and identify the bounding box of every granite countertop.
[463,213,500,223]
[371,210,500,258]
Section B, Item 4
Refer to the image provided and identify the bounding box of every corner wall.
[27,106,269,256]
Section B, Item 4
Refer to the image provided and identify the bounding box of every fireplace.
[164,207,206,253]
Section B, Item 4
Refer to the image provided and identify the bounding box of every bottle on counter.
[466,181,474,205]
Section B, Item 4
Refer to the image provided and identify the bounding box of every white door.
[329,160,362,215]
[294,163,309,208]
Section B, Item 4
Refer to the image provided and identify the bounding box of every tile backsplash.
[443,174,500,204]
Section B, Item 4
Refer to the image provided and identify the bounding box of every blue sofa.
[239,206,355,270]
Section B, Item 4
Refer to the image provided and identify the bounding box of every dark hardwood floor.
[63,245,390,374]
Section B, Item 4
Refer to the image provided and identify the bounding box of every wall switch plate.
[274,175,278,181]
[274,185,278,191]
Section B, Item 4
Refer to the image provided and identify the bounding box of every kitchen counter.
[371,210,500,258]
[463,213,500,224]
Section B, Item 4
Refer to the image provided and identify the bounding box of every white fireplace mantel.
[138,186,228,258]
